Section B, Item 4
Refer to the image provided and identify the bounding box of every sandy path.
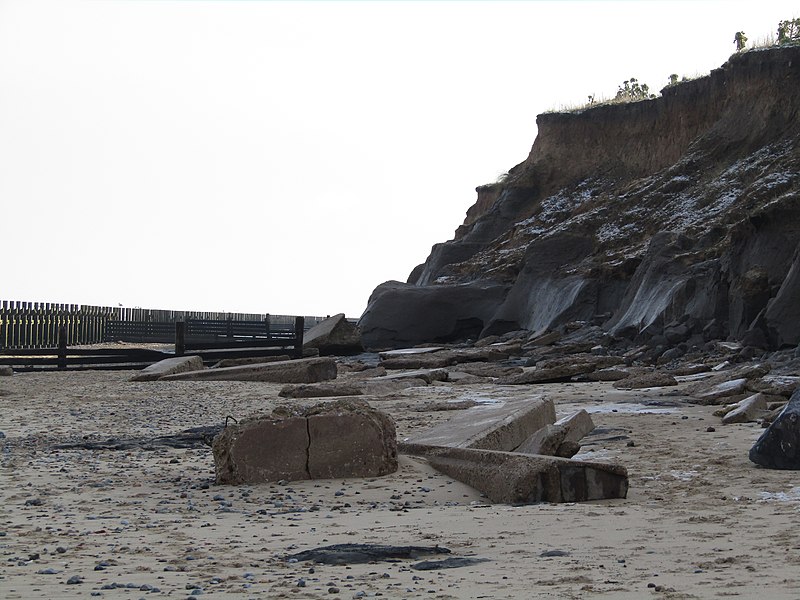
[1,370,799,599]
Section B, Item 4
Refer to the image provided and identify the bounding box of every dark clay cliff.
[359,46,800,351]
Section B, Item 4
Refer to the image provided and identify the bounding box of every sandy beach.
[2,365,799,599]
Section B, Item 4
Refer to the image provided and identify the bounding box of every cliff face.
[360,46,800,351]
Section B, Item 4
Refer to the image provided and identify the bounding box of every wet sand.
[1,368,798,599]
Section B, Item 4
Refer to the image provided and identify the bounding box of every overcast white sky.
[1,1,796,318]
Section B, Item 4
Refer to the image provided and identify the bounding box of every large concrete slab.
[213,399,397,484]
[404,397,556,451]
[159,357,337,384]
[130,355,204,382]
[399,443,628,504]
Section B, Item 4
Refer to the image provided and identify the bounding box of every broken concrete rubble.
[303,313,363,356]
[159,357,338,384]
[129,355,204,382]
[405,397,556,452]
[213,399,397,484]
[721,393,769,425]
[612,371,678,390]
[400,443,628,504]
[516,410,595,458]
[278,383,364,399]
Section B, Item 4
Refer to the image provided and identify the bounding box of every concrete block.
[213,399,397,484]
[405,397,556,451]
[159,357,337,384]
[399,443,628,504]
[130,355,205,382]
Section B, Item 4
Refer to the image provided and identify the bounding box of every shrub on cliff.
[734,31,748,51]
[614,78,656,102]
[777,18,800,45]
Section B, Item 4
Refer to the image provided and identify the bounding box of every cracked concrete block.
[212,399,397,484]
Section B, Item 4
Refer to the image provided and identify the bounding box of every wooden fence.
[0,300,326,350]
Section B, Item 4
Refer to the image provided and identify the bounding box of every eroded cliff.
[360,46,800,351]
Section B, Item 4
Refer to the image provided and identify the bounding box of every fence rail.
[0,300,326,349]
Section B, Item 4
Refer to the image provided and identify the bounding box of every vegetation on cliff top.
[546,16,798,117]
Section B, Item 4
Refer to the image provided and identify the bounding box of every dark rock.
[750,387,800,469]
[358,280,511,350]
[286,544,450,565]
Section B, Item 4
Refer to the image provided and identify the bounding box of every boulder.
[613,371,678,389]
[130,355,204,382]
[159,357,337,384]
[399,443,628,504]
[358,280,511,350]
[0,366,13,376]
[722,393,769,425]
[750,388,800,469]
[405,397,556,452]
[303,314,363,356]
[213,399,397,484]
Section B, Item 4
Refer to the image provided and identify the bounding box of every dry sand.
[1,366,799,599]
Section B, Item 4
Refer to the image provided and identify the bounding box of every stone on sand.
[0,366,13,376]
[213,399,397,484]
[722,393,769,425]
[750,387,800,469]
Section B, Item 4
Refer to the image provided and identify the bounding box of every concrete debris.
[129,355,204,382]
[159,357,338,384]
[213,399,397,484]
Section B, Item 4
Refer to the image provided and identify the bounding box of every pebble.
[66,575,84,584]
[25,498,43,506]
[328,587,340,594]
[706,426,716,432]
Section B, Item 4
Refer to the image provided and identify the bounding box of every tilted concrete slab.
[400,443,628,504]
[130,355,205,382]
[515,409,596,456]
[404,396,556,451]
[158,357,337,384]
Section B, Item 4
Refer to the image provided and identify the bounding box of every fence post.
[175,321,186,356]
[293,316,304,359]
[57,325,67,370]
